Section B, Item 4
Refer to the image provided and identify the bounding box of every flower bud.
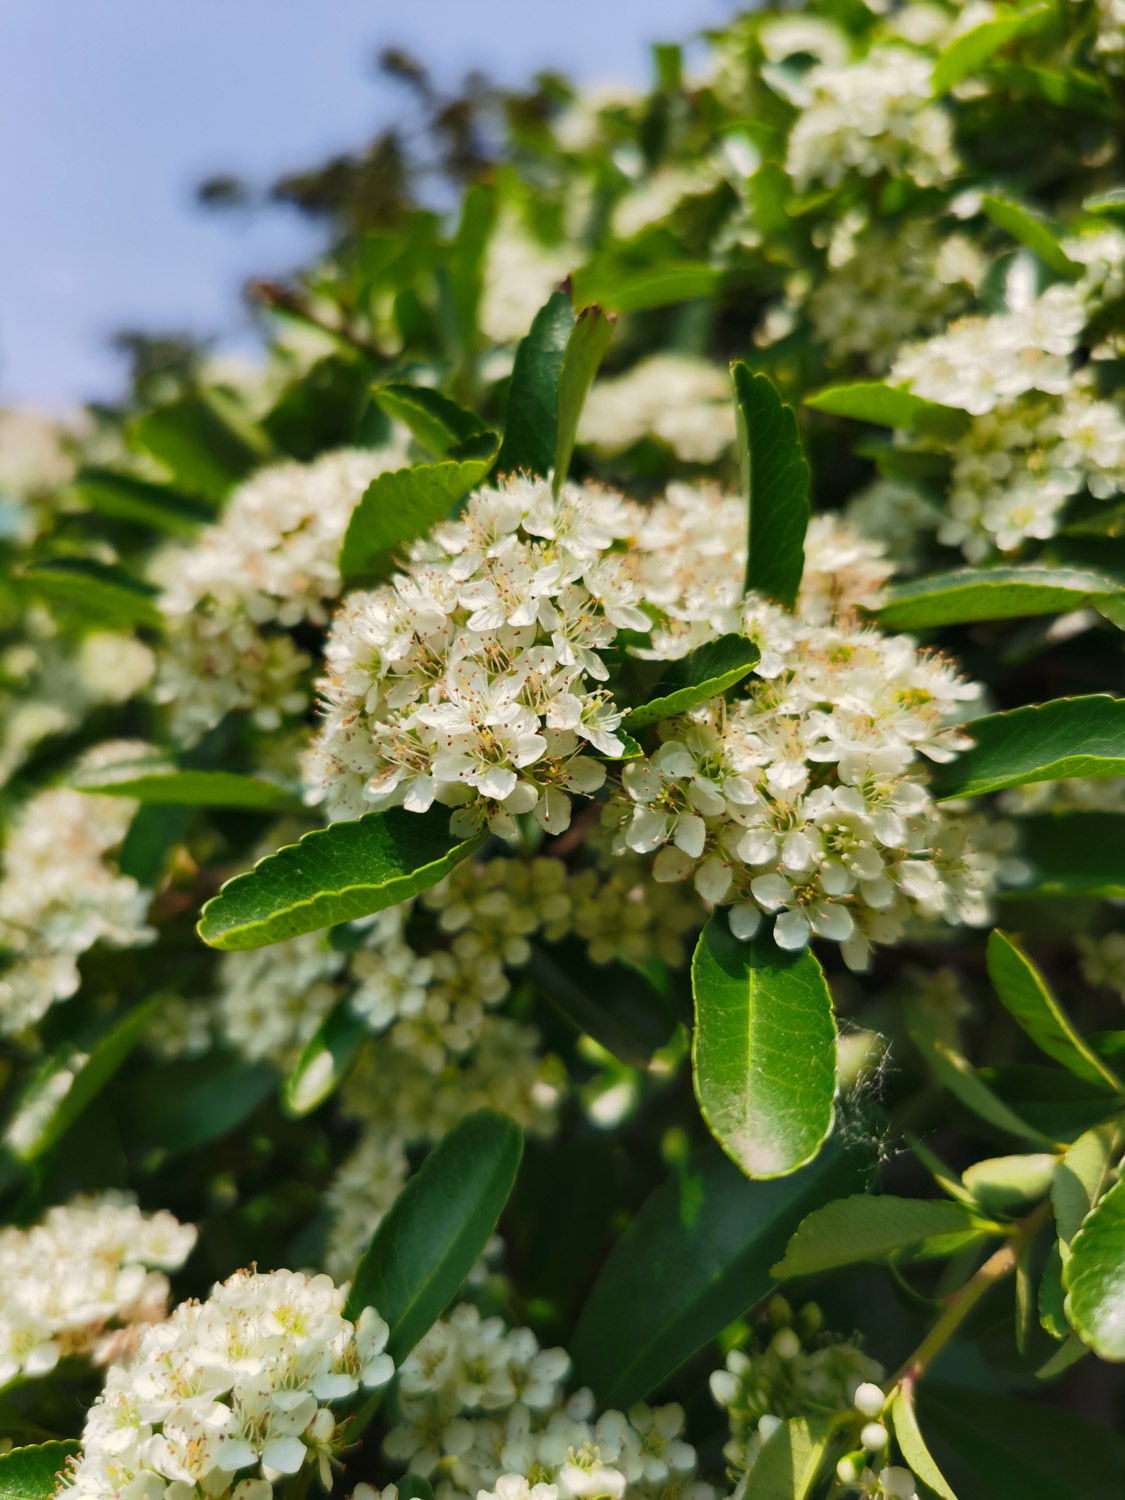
[854,1381,885,1418]
[861,1421,889,1451]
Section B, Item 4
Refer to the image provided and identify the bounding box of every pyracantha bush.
[3,4,1125,1499]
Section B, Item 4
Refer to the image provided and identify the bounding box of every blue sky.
[0,1,740,409]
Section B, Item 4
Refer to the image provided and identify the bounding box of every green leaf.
[494,288,575,478]
[930,3,1049,96]
[197,808,483,951]
[1065,1175,1125,1359]
[72,465,214,534]
[1014,812,1125,898]
[373,383,488,457]
[2,998,159,1163]
[73,764,303,812]
[20,558,163,630]
[553,305,616,495]
[0,1442,82,1500]
[987,931,1123,1091]
[745,1415,832,1500]
[733,364,810,610]
[118,804,194,886]
[121,1052,277,1153]
[981,195,1080,279]
[1052,1119,1125,1251]
[987,60,1113,115]
[890,1385,958,1500]
[525,939,676,1068]
[961,1152,1057,1214]
[263,354,377,461]
[1084,188,1125,223]
[448,181,498,359]
[623,634,760,733]
[395,1480,434,1500]
[569,1137,872,1407]
[1039,1239,1069,1338]
[918,1385,1125,1499]
[875,567,1119,630]
[571,263,720,314]
[129,392,272,501]
[344,1110,522,1359]
[691,917,836,1180]
[338,455,497,582]
[771,1195,991,1277]
[930,696,1125,801]
[282,999,369,1117]
[804,381,969,440]
[906,999,1057,1147]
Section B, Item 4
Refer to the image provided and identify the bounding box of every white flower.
[64,1269,394,1500]
[0,1194,196,1388]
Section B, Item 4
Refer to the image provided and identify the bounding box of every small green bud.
[767,1294,792,1328]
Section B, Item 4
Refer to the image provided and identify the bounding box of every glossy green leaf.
[1052,1119,1125,1251]
[569,1137,872,1407]
[745,1416,832,1499]
[21,558,163,630]
[981,195,1080,279]
[930,3,1049,95]
[771,1194,991,1277]
[129,392,271,501]
[494,288,575,478]
[553,305,615,495]
[282,999,369,1117]
[344,1110,523,1359]
[734,364,810,609]
[987,931,1122,1090]
[623,634,760,733]
[73,764,302,812]
[1064,1175,1125,1359]
[2,998,159,1163]
[875,567,1119,630]
[906,999,1056,1146]
[72,465,213,534]
[197,808,484,951]
[890,1385,958,1500]
[1015,812,1125,898]
[373,383,488,457]
[961,1152,1057,1214]
[804,381,969,440]
[930,696,1125,801]
[0,1442,82,1500]
[339,455,497,582]
[918,1385,1125,1499]
[572,263,719,314]
[692,917,836,1179]
[526,939,676,1068]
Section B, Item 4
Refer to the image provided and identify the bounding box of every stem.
[890,1198,1052,1390]
[247,279,386,362]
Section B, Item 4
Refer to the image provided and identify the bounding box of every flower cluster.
[805,221,983,373]
[306,474,651,837]
[709,1300,882,1479]
[889,278,1125,558]
[154,446,406,741]
[578,355,737,462]
[785,48,958,191]
[0,1194,197,1387]
[384,1302,711,1500]
[62,1269,393,1500]
[0,782,152,1035]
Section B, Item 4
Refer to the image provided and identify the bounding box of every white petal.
[673,813,706,859]
[728,903,762,940]
[774,908,812,949]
